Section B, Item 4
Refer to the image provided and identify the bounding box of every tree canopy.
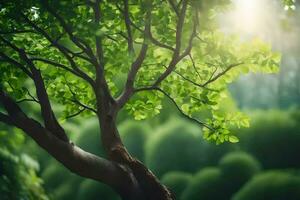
[0,0,280,144]
[0,0,287,199]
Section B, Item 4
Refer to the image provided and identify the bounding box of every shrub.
[119,120,150,161]
[42,160,82,196]
[219,151,261,197]
[161,171,192,198]
[42,162,72,189]
[54,184,78,200]
[145,118,206,177]
[76,180,120,200]
[75,117,104,156]
[232,171,300,200]
[0,148,48,200]
[181,167,224,200]
[239,110,300,169]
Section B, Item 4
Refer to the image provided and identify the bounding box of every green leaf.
[229,135,239,143]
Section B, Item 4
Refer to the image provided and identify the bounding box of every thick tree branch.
[0,89,129,191]
[1,36,69,141]
[89,0,115,107]
[0,51,33,78]
[116,3,152,109]
[178,8,198,60]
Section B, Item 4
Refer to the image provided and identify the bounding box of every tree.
[0,0,280,199]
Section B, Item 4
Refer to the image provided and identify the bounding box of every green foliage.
[181,151,261,200]
[0,0,281,144]
[75,117,104,156]
[76,180,121,200]
[181,167,224,200]
[239,110,300,169]
[219,151,261,183]
[41,159,83,200]
[232,171,300,200]
[161,171,192,198]
[119,120,150,161]
[145,118,206,176]
[41,161,73,190]
[282,0,296,10]
[0,130,48,200]
[219,152,261,197]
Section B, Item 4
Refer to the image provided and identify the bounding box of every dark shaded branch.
[41,1,97,63]
[148,32,175,51]
[91,1,115,105]
[189,54,201,79]
[63,77,97,114]
[134,86,214,130]
[30,57,94,84]
[124,12,175,52]
[65,108,86,119]
[122,0,134,54]
[0,89,129,191]
[167,0,180,16]
[21,14,95,87]
[0,29,36,34]
[1,36,69,141]
[16,98,39,104]
[116,3,152,109]
[178,8,198,60]
[202,62,244,87]
[170,67,217,91]
[0,51,33,78]
[17,88,40,104]
[152,0,188,86]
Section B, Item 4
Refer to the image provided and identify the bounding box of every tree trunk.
[98,112,174,200]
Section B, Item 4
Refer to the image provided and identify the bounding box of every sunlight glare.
[222,0,268,35]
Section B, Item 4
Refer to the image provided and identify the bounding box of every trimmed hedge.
[240,110,300,169]
[119,120,150,161]
[161,171,192,198]
[181,167,224,200]
[232,171,300,200]
[76,180,120,200]
[219,151,261,198]
[75,118,104,156]
[145,118,206,177]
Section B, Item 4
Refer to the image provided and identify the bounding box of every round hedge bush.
[239,110,300,169]
[161,171,192,198]
[181,167,224,200]
[219,151,261,185]
[42,161,72,189]
[119,120,150,161]
[76,180,120,200]
[232,171,300,200]
[54,184,78,200]
[75,117,104,156]
[145,118,206,177]
[218,151,261,198]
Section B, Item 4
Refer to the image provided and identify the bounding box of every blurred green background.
[1,0,300,199]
